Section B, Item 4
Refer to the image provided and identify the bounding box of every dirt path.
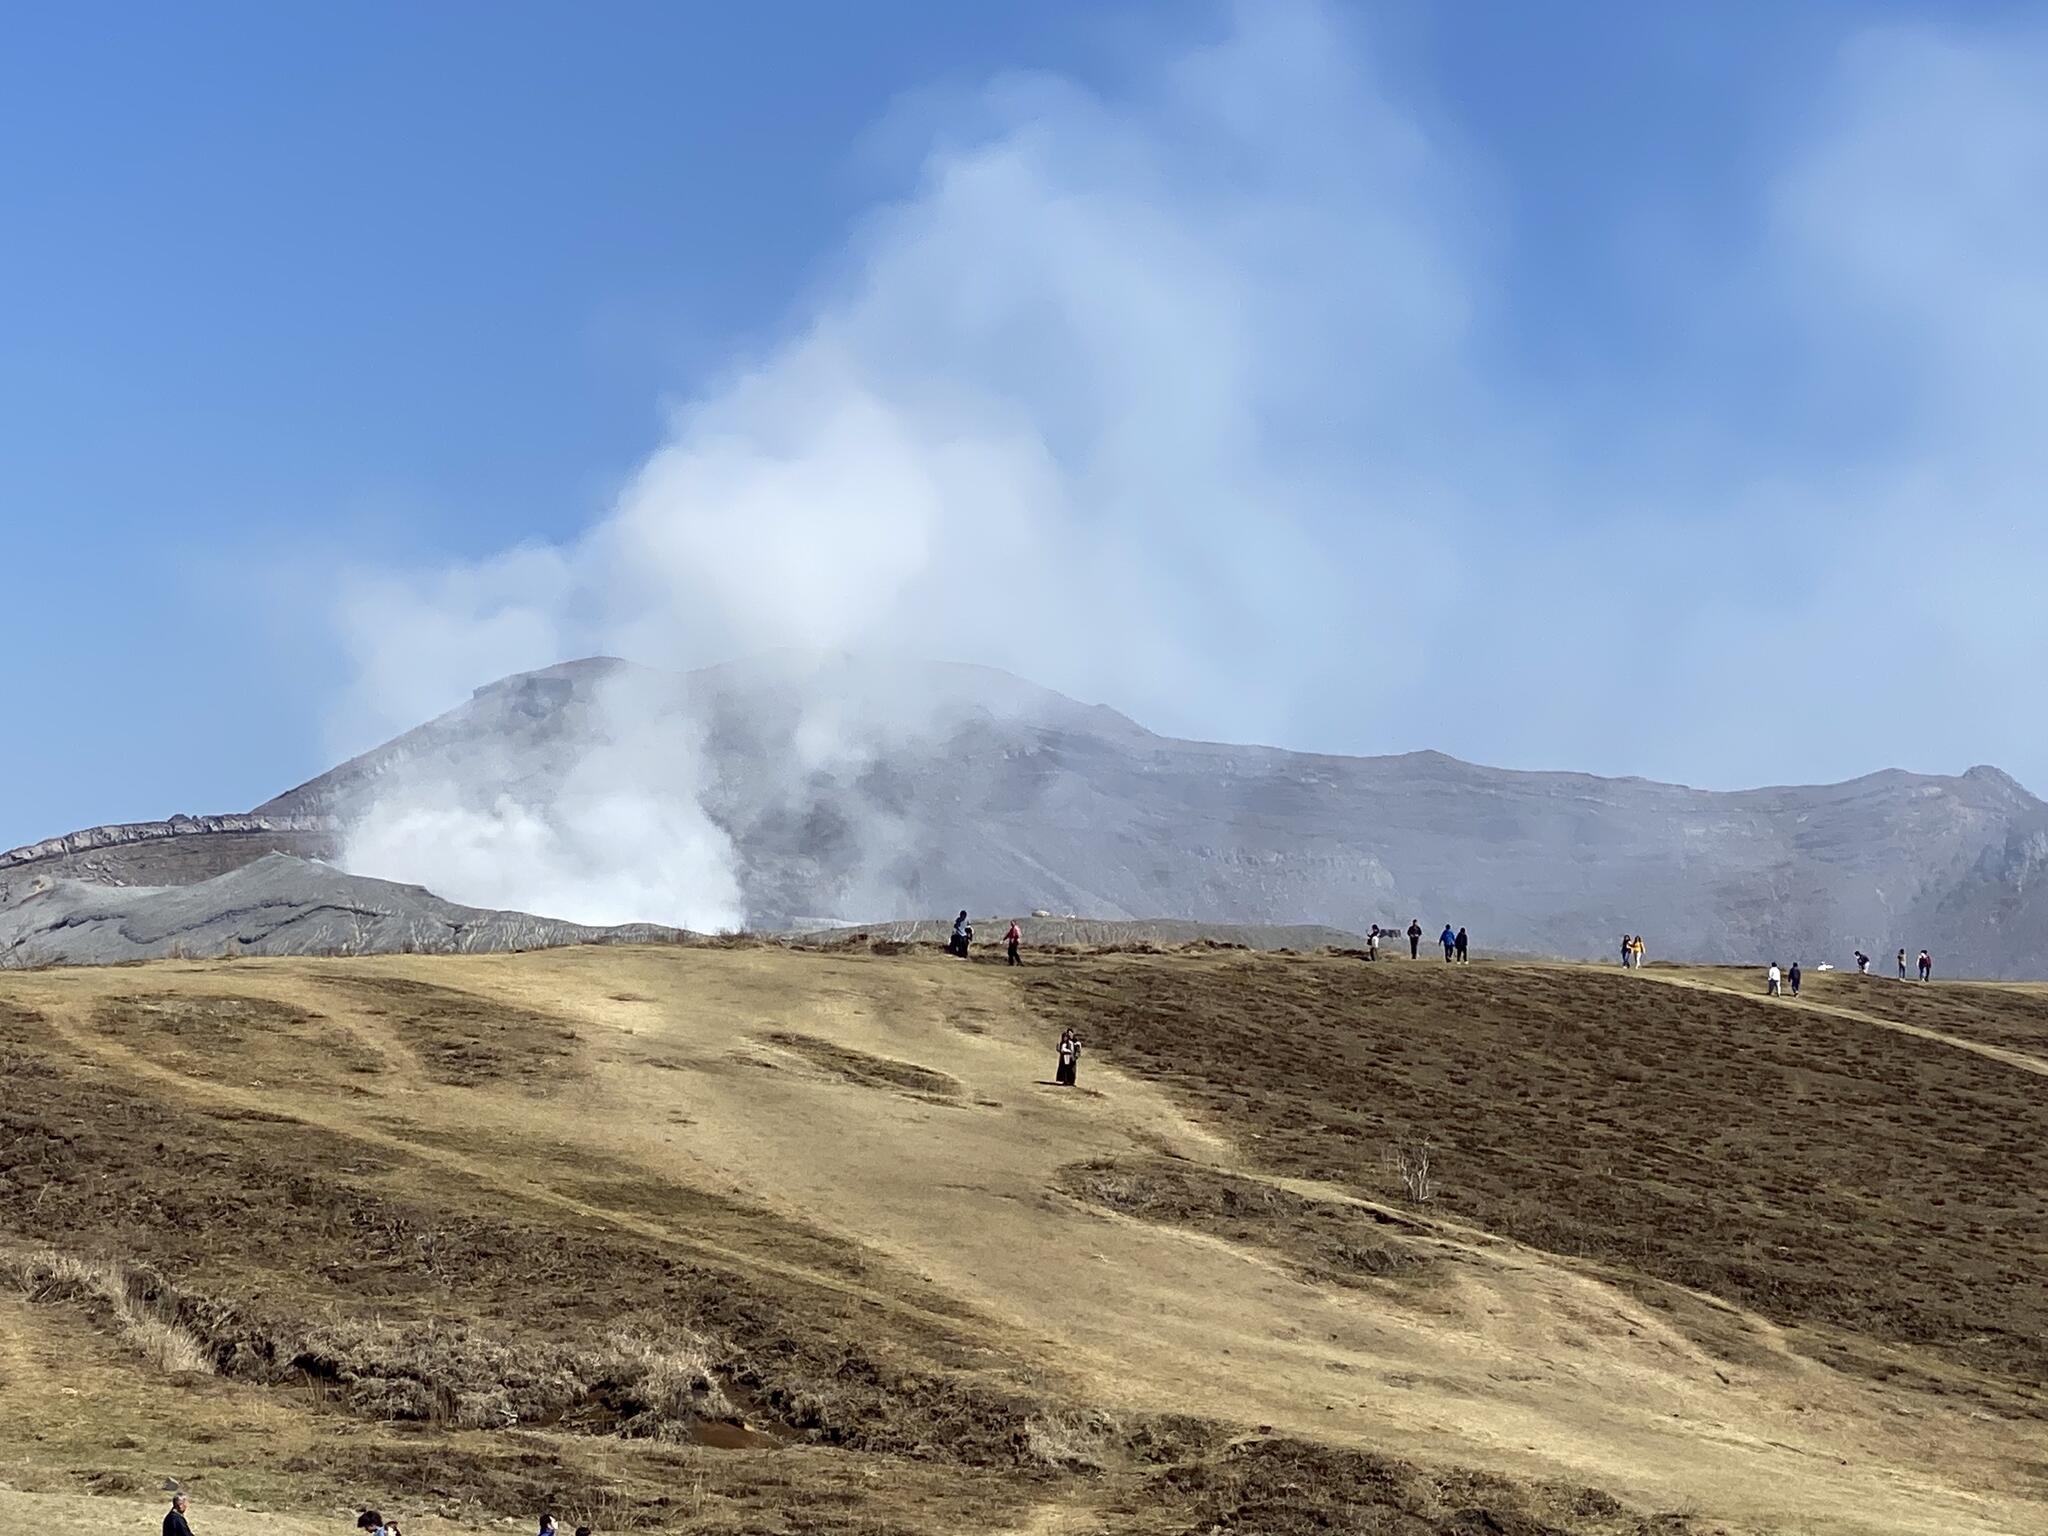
[1643,968,2048,1077]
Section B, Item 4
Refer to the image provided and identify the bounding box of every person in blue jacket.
[1440,924,1456,962]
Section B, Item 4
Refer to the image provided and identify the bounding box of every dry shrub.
[1021,1406,1120,1472]
[593,1328,734,1426]
[2,1248,214,1375]
[280,1315,730,1433]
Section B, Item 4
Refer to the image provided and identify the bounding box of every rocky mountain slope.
[6,653,2045,973]
[0,853,682,966]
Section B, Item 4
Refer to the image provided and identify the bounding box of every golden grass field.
[1,941,2043,1534]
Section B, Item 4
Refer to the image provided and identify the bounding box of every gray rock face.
[250,655,2048,976]
[0,853,683,967]
[0,814,340,905]
[7,654,2045,974]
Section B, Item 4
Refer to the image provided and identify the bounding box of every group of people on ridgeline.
[1771,947,1932,996]
[163,1497,592,1536]
[1363,919,1470,962]
[1618,934,1647,969]
[948,910,1025,965]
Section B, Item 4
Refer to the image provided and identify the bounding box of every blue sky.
[4,0,2046,852]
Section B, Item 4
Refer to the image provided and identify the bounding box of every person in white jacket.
[1766,963,1782,996]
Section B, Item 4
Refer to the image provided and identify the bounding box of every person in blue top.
[1440,924,1456,962]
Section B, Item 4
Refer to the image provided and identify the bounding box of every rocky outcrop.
[0,814,342,907]
[0,853,685,968]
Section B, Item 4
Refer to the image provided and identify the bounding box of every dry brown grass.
[2,1248,213,1375]
[4,948,2043,1534]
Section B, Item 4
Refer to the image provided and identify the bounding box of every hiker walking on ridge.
[1767,962,1782,996]
[1918,949,1932,981]
[1632,935,1645,969]
[164,1493,194,1536]
[1440,924,1456,962]
[1789,961,1802,997]
[1898,948,1908,979]
[1407,919,1422,959]
[1366,924,1380,961]
[1454,926,1469,963]
[949,910,972,958]
[1055,1027,1082,1086]
[1004,919,1022,966]
[1620,933,1634,970]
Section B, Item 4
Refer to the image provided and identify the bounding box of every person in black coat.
[1055,1028,1082,1086]
[164,1494,195,1536]
[1454,927,1468,962]
[1406,919,1422,959]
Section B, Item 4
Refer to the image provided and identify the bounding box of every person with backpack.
[1918,949,1932,981]
[1454,926,1468,962]
[1004,919,1022,966]
[949,911,972,958]
[1407,919,1422,960]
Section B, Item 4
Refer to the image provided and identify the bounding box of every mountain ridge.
[7,655,2046,974]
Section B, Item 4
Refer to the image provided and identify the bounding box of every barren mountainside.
[252,655,2048,975]
[5,654,2044,973]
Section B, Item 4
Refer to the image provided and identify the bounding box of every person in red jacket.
[1004,919,1023,966]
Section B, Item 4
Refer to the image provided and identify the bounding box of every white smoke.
[331,1,1466,928]
[342,675,745,931]
[329,4,2048,929]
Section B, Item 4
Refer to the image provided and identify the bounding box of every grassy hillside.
[1,945,2043,1535]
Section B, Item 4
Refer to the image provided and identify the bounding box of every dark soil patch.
[90,993,387,1084]
[1132,1437,1703,1536]
[324,976,583,1089]
[760,1032,960,1101]
[1057,1158,1423,1287]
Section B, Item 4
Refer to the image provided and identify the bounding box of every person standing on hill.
[1366,924,1380,961]
[950,911,972,958]
[1055,1027,1082,1086]
[1897,948,1908,979]
[1789,961,1802,997]
[1767,962,1782,996]
[1918,949,1933,981]
[1454,926,1468,962]
[1407,919,1422,959]
[1004,919,1022,966]
[1632,935,1645,969]
[1620,933,1634,969]
[164,1494,195,1536]
[1440,924,1456,962]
